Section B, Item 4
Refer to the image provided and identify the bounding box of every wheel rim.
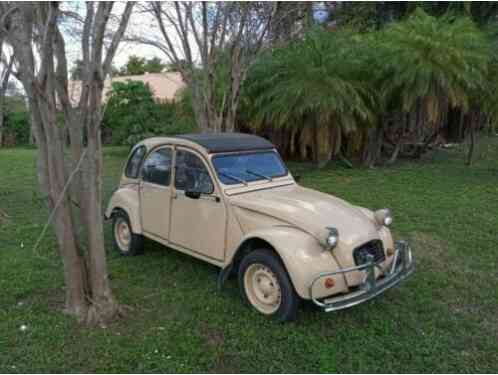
[114,217,131,252]
[244,263,282,315]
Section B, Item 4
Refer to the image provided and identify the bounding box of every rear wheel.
[112,210,143,256]
[238,249,299,322]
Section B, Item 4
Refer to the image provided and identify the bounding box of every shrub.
[102,80,197,145]
[3,110,30,146]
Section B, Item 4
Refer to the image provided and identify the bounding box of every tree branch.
[103,2,134,77]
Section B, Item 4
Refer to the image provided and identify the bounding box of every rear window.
[125,146,146,179]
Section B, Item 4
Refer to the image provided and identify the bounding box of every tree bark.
[0,104,4,146]
[0,54,14,147]
[466,110,476,166]
[362,120,385,167]
[387,142,401,165]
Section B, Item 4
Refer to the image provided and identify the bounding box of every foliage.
[378,9,490,119]
[2,96,30,146]
[70,59,85,80]
[165,59,188,72]
[118,55,167,76]
[1,143,498,372]
[334,2,498,30]
[246,28,375,133]
[103,80,195,145]
[240,8,495,165]
[71,59,120,80]
[143,57,167,74]
[3,110,30,145]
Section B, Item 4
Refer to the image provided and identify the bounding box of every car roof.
[175,133,274,153]
[139,133,275,154]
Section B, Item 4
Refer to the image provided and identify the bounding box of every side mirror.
[185,190,201,199]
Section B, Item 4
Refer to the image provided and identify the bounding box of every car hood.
[230,184,380,248]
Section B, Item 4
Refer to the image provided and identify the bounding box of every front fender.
[105,186,142,234]
[232,226,349,299]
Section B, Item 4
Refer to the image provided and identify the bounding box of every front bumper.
[310,240,414,312]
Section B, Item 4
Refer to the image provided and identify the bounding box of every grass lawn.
[1,139,497,373]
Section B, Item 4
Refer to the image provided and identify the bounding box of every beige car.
[106,133,414,321]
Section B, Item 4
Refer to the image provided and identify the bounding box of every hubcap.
[115,218,131,252]
[244,263,282,315]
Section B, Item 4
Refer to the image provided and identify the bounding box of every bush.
[3,110,30,146]
[102,80,197,145]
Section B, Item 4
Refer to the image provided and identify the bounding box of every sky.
[6,2,331,93]
[66,2,331,73]
[63,2,196,73]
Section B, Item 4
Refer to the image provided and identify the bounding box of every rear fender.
[105,186,142,234]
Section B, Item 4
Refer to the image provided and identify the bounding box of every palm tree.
[245,28,375,166]
[377,9,490,163]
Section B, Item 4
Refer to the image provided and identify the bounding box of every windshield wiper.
[218,171,248,186]
[246,169,273,182]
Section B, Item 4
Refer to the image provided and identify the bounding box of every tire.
[112,210,144,256]
[238,249,299,322]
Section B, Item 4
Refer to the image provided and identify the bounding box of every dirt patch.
[0,208,9,224]
[201,322,225,347]
[199,322,241,373]
[211,353,241,374]
[335,175,353,184]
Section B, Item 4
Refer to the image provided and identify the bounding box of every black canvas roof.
[175,133,275,153]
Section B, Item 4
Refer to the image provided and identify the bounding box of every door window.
[174,150,214,194]
[142,148,172,186]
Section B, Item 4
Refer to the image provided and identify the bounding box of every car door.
[169,148,226,261]
[140,146,173,240]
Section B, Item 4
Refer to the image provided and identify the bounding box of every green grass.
[1,140,497,373]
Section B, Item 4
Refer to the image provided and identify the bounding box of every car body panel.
[232,226,349,299]
[105,185,142,233]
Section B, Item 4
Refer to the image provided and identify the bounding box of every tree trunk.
[362,120,385,167]
[312,122,319,165]
[466,111,476,166]
[84,127,119,324]
[387,142,401,165]
[0,54,13,148]
[30,97,89,318]
[0,109,3,147]
[458,110,465,142]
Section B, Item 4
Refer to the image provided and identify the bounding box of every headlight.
[325,227,339,249]
[375,209,393,227]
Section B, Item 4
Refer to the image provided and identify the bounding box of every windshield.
[212,151,288,185]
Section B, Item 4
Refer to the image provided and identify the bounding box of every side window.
[142,148,172,186]
[174,150,214,194]
[125,146,146,179]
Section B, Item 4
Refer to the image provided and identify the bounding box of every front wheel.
[238,249,299,322]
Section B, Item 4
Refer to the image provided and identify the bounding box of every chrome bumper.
[310,240,414,312]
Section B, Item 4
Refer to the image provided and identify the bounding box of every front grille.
[353,240,385,265]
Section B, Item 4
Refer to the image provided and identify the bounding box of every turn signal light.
[324,277,335,289]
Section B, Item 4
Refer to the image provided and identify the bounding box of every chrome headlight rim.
[375,208,393,227]
[325,226,339,249]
